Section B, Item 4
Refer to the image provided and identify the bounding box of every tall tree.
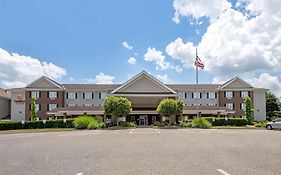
[266,91,280,120]
[30,97,37,121]
[103,96,132,125]
[244,96,253,124]
[156,98,183,126]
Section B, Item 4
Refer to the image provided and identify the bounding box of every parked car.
[266,118,281,130]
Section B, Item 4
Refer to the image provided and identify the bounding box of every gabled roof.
[219,76,253,89]
[26,75,64,89]
[111,70,177,94]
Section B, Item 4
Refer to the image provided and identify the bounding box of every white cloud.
[247,73,281,97]
[156,74,172,83]
[144,47,171,70]
[170,0,281,93]
[128,57,137,65]
[0,48,67,88]
[122,41,133,50]
[166,38,197,69]
[172,0,232,24]
[86,73,115,84]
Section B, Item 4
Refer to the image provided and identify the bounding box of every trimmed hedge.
[202,117,248,126]
[0,119,74,130]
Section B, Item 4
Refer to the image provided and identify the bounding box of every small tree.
[103,96,132,125]
[157,98,183,126]
[175,100,184,116]
[30,97,37,121]
[244,96,253,124]
[266,91,280,120]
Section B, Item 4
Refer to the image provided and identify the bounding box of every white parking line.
[76,173,83,175]
[155,129,160,134]
[129,129,135,134]
[217,169,231,175]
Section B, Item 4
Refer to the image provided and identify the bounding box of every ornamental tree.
[31,97,37,121]
[244,96,254,124]
[103,96,132,125]
[266,91,280,120]
[156,98,183,126]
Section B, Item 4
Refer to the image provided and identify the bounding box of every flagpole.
[196,48,199,118]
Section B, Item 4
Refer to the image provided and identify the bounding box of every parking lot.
[0,128,280,175]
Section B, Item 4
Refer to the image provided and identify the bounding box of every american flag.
[194,56,204,69]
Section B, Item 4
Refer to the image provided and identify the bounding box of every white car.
[266,118,281,130]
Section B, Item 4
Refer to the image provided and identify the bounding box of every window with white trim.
[84,92,93,99]
[225,91,233,99]
[35,104,40,112]
[241,103,246,110]
[67,92,76,99]
[178,92,185,99]
[99,92,106,99]
[208,92,216,99]
[84,104,92,106]
[67,104,76,107]
[48,92,57,99]
[225,103,234,110]
[241,91,249,99]
[208,103,216,106]
[31,91,40,99]
[193,92,201,99]
[48,104,58,111]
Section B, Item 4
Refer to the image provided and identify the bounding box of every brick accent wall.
[25,91,64,120]
[219,91,253,118]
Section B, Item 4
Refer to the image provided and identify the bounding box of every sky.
[0,0,281,96]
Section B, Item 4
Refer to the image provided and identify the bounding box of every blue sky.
[1,0,281,95]
[0,0,211,84]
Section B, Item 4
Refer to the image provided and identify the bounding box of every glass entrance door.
[139,115,148,125]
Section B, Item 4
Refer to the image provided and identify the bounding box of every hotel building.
[10,71,267,125]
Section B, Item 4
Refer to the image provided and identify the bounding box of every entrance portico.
[110,71,177,125]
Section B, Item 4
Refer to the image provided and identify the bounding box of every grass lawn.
[0,128,75,134]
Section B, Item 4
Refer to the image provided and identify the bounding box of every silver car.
[266,118,281,130]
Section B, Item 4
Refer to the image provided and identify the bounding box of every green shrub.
[88,118,105,130]
[179,120,188,127]
[0,122,23,130]
[192,118,212,129]
[152,121,167,127]
[73,116,105,130]
[202,117,248,126]
[73,116,95,129]
[119,121,136,128]
[0,119,75,130]
[227,118,248,126]
[254,120,268,127]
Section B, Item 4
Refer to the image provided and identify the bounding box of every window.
[84,104,92,106]
[241,91,249,99]
[225,103,234,110]
[48,92,57,99]
[208,103,216,106]
[241,103,246,110]
[208,92,216,99]
[99,92,106,99]
[193,92,201,99]
[225,91,233,99]
[48,104,58,111]
[84,92,93,99]
[35,104,40,112]
[67,92,76,99]
[31,91,40,99]
[67,104,76,107]
[178,92,185,99]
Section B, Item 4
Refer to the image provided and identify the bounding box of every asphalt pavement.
[0,128,280,175]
